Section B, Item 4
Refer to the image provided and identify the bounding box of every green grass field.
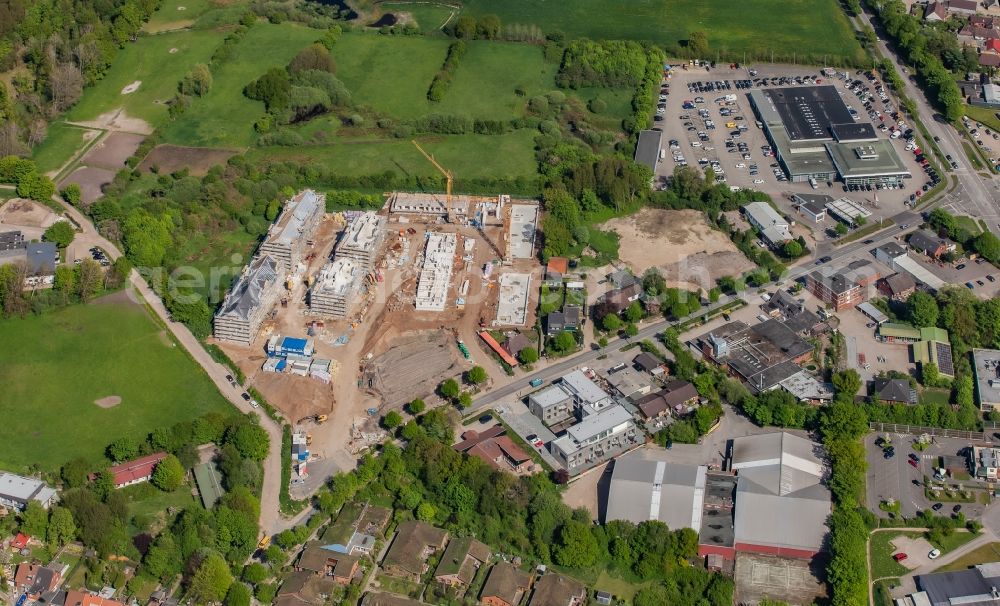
[31,123,90,175]
[453,0,865,64]
[248,131,539,179]
[161,22,322,148]
[66,29,223,128]
[870,532,914,580]
[144,0,217,31]
[0,300,232,473]
[381,2,456,30]
[936,542,1000,572]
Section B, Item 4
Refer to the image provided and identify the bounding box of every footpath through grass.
[0,299,232,472]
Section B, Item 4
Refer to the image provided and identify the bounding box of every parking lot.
[909,248,1000,299]
[964,115,1000,168]
[653,64,931,244]
[865,432,987,521]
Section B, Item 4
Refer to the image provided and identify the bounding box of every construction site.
[212,153,544,483]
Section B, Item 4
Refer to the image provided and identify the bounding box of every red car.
[893,552,908,562]
[908,459,919,468]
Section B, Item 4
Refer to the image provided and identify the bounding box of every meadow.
[0,300,232,472]
[31,123,90,176]
[448,0,865,64]
[160,22,324,148]
[248,130,540,180]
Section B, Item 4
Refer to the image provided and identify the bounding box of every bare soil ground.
[601,208,755,291]
[94,396,122,408]
[363,329,464,410]
[0,199,59,229]
[81,132,146,169]
[138,144,238,176]
[69,109,153,135]
[60,166,117,205]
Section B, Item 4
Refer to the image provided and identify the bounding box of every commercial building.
[561,369,615,413]
[0,241,59,285]
[778,371,834,403]
[550,404,638,472]
[309,258,362,319]
[791,193,830,222]
[728,432,830,559]
[335,212,385,270]
[748,85,909,185]
[878,272,917,301]
[605,450,707,531]
[743,202,791,246]
[213,254,281,345]
[971,446,1000,479]
[973,348,1000,411]
[805,259,880,311]
[605,367,653,400]
[258,189,325,271]
[0,473,56,511]
[414,232,457,312]
[875,242,908,267]
[914,562,1000,606]
[692,319,813,392]
[105,452,168,488]
[527,385,575,427]
[634,129,663,172]
[824,197,872,227]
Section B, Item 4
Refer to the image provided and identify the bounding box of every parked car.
[932,502,943,511]
[893,553,908,562]
[241,392,251,401]
[953,504,962,513]
[908,459,918,468]
[928,549,941,560]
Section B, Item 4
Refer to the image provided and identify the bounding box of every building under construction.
[414,232,457,312]
[309,257,362,319]
[213,254,281,345]
[258,189,325,271]
[388,192,470,221]
[335,212,385,270]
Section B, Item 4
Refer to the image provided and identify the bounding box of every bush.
[588,97,607,114]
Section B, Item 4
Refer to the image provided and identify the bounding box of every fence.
[869,422,990,442]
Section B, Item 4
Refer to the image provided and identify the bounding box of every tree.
[227,423,270,461]
[688,30,709,56]
[832,369,862,399]
[475,14,501,38]
[43,221,75,249]
[624,300,643,322]
[242,563,268,585]
[835,222,849,236]
[20,501,48,537]
[151,455,185,491]
[416,502,435,521]
[602,313,621,332]
[289,44,336,74]
[47,507,76,546]
[61,457,91,488]
[554,521,599,568]
[407,399,426,415]
[625,323,639,337]
[519,347,539,364]
[383,411,402,429]
[179,64,213,97]
[61,183,82,205]
[552,330,577,353]
[224,582,252,606]
[458,392,473,409]
[107,436,140,463]
[907,291,940,328]
[16,172,55,201]
[466,366,488,385]
[454,15,477,38]
[190,552,233,604]
[782,240,803,258]
[440,378,460,400]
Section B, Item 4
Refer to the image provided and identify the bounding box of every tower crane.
[411,140,454,221]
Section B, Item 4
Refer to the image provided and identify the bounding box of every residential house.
[467,435,533,474]
[546,305,581,336]
[546,257,569,281]
[924,1,948,20]
[908,230,954,259]
[14,563,61,598]
[878,273,917,302]
[632,352,665,375]
[549,404,639,473]
[870,377,917,405]
[381,521,448,581]
[527,385,575,427]
[605,367,653,400]
[504,333,533,359]
[433,536,491,589]
[480,562,532,606]
[275,571,337,606]
[0,473,56,511]
[528,573,587,606]
[64,592,127,606]
[296,542,360,585]
[601,284,642,314]
[102,452,169,489]
[949,0,978,15]
[635,380,700,419]
[608,269,638,290]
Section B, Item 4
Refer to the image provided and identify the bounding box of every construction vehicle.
[306,434,313,446]
[457,340,471,359]
[316,414,328,424]
[411,140,455,222]
[258,535,271,549]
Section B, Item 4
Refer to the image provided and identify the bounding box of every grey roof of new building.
[216,255,279,321]
[917,563,1000,606]
[807,259,879,295]
[529,384,573,410]
[634,130,663,172]
[0,473,55,506]
[731,432,830,553]
[605,450,707,530]
[267,190,324,247]
[564,404,633,444]
[871,377,917,404]
[561,369,612,407]
[973,349,1000,405]
[25,242,56,275]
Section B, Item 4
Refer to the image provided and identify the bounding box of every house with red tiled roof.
[10,532,29,550]
[64,590,127,606]
[100,452,169,489]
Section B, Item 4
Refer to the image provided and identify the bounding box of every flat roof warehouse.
[748,85,910,185]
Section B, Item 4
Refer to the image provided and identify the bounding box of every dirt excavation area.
[363,329,465,410]
[138,144,237,176]
[601,208,754,291]
[0,199,60,235]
